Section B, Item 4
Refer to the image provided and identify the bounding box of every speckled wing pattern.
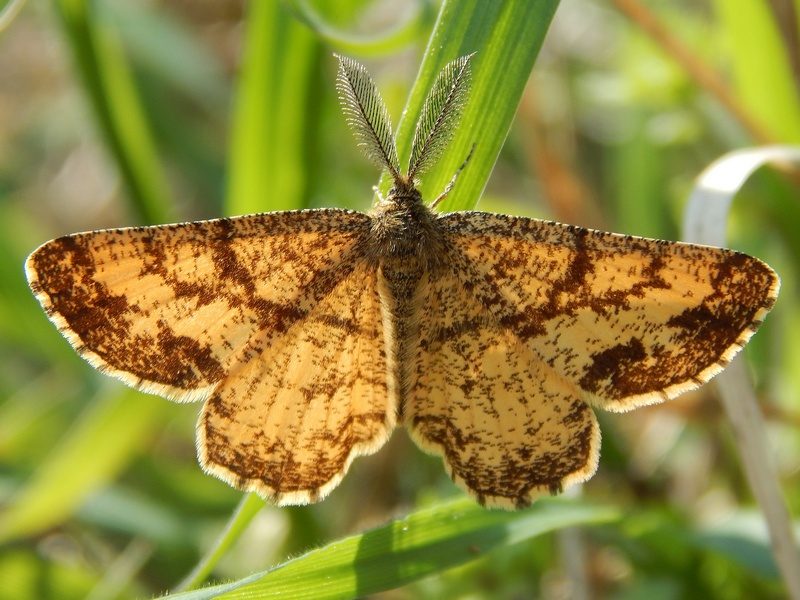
[199,256,391,504]
[404,211,778,508]
[26,206,780,509]
[408,262,600,510]
[26,209,397,503]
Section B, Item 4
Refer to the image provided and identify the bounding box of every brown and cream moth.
[26,54,779,509]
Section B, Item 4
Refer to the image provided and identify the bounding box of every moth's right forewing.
[439,212,779,412]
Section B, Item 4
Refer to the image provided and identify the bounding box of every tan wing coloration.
[406,268,600,510]
[25,210,372,402]
[439,213,780,412]
[199,260,392,505]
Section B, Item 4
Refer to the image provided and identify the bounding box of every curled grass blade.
[684,146,800,600]
[284,0,433,55]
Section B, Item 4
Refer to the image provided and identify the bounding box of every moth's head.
[386,182,423,204]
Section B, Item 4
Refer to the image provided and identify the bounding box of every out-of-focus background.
[1,0,798,598]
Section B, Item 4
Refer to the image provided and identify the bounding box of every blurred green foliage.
[0,0,798,598]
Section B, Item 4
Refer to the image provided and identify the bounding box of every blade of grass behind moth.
[53,0,173,224]
[712,0,800,143]
[611,115,673,239]
[684,147,800,600]
[407,53,473,181]
[335,54,401,180]
[226,1,320,215]
[96,1,230,203]
[18,0,176,547]
[385,0,561,212]
[0,0,26,33]
[99,1,229,115]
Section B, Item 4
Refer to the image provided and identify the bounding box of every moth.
[26,54,779,509]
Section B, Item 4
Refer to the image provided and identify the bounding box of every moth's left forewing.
[439,212,779,412]
[25,210,374,402]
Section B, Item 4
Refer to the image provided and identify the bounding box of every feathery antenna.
[335,54,401,181]
[407,53,474,180]
[336,53,475,198]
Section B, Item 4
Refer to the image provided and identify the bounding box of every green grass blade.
[163,498,618,599]
[0,388,165,543]
[53,0,173,224]
[225,1,320,215]
[611,116,672,238]
[175,493,267,592]
[713,0,800,143]
[99,1,229,115]
[387,0,561,212]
